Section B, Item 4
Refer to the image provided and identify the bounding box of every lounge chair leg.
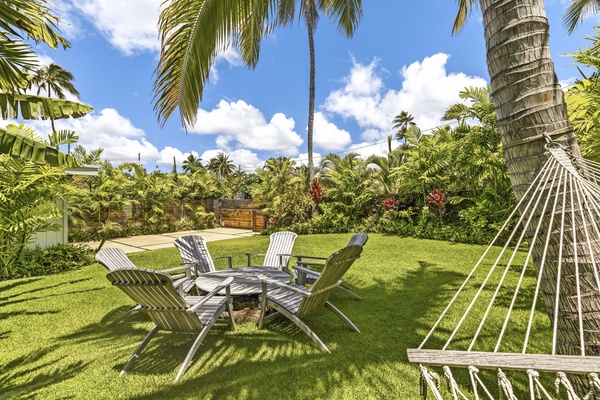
[258,283,268,329]
[325,302,360,333]
[174,325,212,382]
[109,305,142,326]
[226,291,237,331]
[120,326,159,377]
[335,285,362,300]
[270,304,330,353]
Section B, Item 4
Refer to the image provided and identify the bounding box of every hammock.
[407,139,600,399]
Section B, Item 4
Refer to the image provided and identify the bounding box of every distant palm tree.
[392,111,416,141]
[28,63,80,133]
[182,154,203,174]
[207,152,235,178]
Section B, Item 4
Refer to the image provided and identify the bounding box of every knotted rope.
[443,366,469,400]
[527,369,554,400]
[584,373,600,400]
[419,365,443,400]
[555,372,582,400]
[468,366,494,400]
[498,369,518,400]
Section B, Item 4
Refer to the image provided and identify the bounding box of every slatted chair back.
[106,268,203,333]
[174,235,216,274]
[297,245,363,318]
[96,248,138,271]
[263,231,298,269]
[347,232,368,247]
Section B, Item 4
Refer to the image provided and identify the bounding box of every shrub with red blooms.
[427,188,446,215]
[384,198,395,210]
[310,178,323,205]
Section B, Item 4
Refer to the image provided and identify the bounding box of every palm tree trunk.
[306,2,316,182]
[481,0,600,390]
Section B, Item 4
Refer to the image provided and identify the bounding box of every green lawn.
[0,234,547,399]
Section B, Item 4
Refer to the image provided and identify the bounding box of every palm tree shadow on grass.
[0,348,89,399]
[0,278,95,307]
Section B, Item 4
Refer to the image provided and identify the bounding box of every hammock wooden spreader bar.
[407,349,600,374]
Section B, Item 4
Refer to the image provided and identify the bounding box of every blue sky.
[15,0,599,172]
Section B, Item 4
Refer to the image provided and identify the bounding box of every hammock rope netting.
[407,140,600,399]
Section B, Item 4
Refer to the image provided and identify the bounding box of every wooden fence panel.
[221,209,266,231]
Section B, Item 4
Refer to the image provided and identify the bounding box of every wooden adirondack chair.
[96,248,194,324]
[246,231,298,270]
[293,232,368,299]
[106,268,236,382]
[257,245,363,353]
[174,235,233,275]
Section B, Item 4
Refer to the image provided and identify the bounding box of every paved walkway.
[85,227,257,254]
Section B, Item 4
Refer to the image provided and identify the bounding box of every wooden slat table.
[195,267,290,296]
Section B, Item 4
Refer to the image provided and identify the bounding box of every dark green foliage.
[1,243,94,280]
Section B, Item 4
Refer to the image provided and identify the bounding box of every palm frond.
[321,0,363,37]
[0,40,37,91]
[0,0,69,49]
[564,0,600,34]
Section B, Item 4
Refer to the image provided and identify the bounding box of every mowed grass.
[0,234,549,399]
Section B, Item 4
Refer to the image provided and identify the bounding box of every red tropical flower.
[310,178,323,205]
[427,188,446,215]
[384,198,395,210]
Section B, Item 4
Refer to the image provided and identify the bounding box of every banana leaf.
[0,93,93,120]
[0,128,80,167]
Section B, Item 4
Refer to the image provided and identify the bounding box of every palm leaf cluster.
[0,0,69,93]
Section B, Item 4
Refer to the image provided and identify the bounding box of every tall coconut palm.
[153,0,362,181]
[455,0,600,388]
[28,63,80,133]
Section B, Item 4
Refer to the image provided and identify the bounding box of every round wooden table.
[195,267,290,296]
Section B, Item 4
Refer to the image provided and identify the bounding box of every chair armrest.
[292,254,327,268]
[292,265,322,276]
[292,264,322,285]
[246,253,266,266]
[213,255,233,268]
[164,264,194,279]
[163,265,188,273]
[257,274,312,297]
[292,254,328,261]
[187,277,233,312]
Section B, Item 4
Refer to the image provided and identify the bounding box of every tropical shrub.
[251,157,312,227]
[2,243,94,280]
[0,155,78,277]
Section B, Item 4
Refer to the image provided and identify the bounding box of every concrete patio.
[85,227,257,254]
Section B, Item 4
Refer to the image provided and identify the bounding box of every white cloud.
[191,100,303,155]
[347,141,393,160]
[200,148,264,173]
[295,152,322,167]
[323,53,488,141]
[210,47,243,83]
[69,0,245,80]
[313,112,352,151]
[74,0,162,55]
